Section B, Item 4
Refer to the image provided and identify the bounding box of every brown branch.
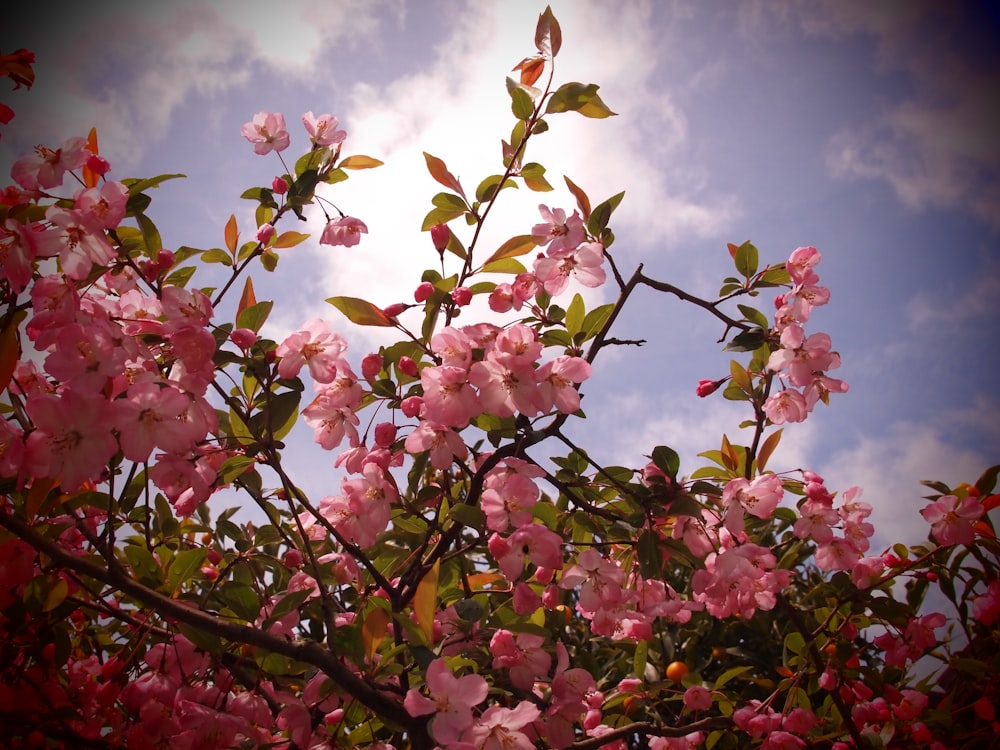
[567,716,732,750]
[0,510,420,739]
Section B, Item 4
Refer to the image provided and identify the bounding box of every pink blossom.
[404,420,468,470]
[320,216,368,247]
[38,206,116,280]
[533,241,606,296]
[683,685,712,711]
[763,388,809,424]
[241,111,290,155]
[786,246,821,285]
[469,357,544,418]
[111,382,198,462]
[70,180,128,231]
[465,702,540,750]
[11,137,89,190]
[301,111,346,146]
[25,390,118,490]
[420,365,481,427]
[403,659,487,744]
[920,494,984,545]
[256,222,275,244]
[972,579,1000,625]
[303,398,360,451]
[276,318,346,383]
[532,205,585,255]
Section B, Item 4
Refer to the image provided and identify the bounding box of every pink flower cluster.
[764,246,847,424]
[791,472,877,578]
[1,151,231,516]
[489,204,607,312]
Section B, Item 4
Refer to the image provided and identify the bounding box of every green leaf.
[124,544,163,587]
[167,548,209,593]
[421,205,466,231]
[521,162,553,192]
[545,82,617,118]
[201,247,233,266]
[587,191,625,236]
[481,257,527,275]
[253,390,300,442]
[713,665,753,690]
[240,186,279,208]
[236,300,273,332]
[135,213,162,258]
[737,304,770,330]
[264,589,313,628]
[508,79,536,120]
[217,455,257,485]
[448,503,486,530]
[581,303,614,341]
[221,583,261,621]
[565,293,585,338]
[326,296,395,327]
[757,264,791,287]
[651,445,680,479]
[476,174,518,203]
[272,231,310,249]
[734,241,759,279]
[723,328,766,352]
[125,173,186,196]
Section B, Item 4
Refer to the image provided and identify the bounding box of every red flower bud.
[398,356,418,377]
[414,281,435,303]
[696,379,720,397]
[430,223,451,252]
[383,302,408,318]
[361,353,383,380]
[451,286,472,307]
[272,176,289,194]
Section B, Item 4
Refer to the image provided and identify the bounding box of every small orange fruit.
[666,660,689,683]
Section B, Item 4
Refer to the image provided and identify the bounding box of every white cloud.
[299,0,742,353]
[1,0,395,169]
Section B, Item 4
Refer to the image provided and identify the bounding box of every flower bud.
[272,176,289,194]
[383,302,408,319]
[256,222,275,245]
[284,549,304,568]
[696,378,723,397]
[430,223,451,252]
[451,286,472,307]
[374,422,397,448]
[400,396,423,418]
[230,328,258,350]
[85,154,111,176]
[398,356,418,377]
[361,353,383,380]
[414,281,435,303]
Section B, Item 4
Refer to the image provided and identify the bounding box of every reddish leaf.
[484,235,538,266]
[535,6,562,57]
[237,277,257,323]
[756,429,783,473]
[224,214,239,257]
[981,493,1000,512]
[727,242,740,260]
[513,56,545,87]
[423,152,465,200]
[564,176,592,221]
[338,155,384,170]
[82,128,99,188]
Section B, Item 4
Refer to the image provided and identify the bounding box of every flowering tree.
[1,12,998,750]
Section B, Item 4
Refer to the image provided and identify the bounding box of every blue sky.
[3,0,998,550]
